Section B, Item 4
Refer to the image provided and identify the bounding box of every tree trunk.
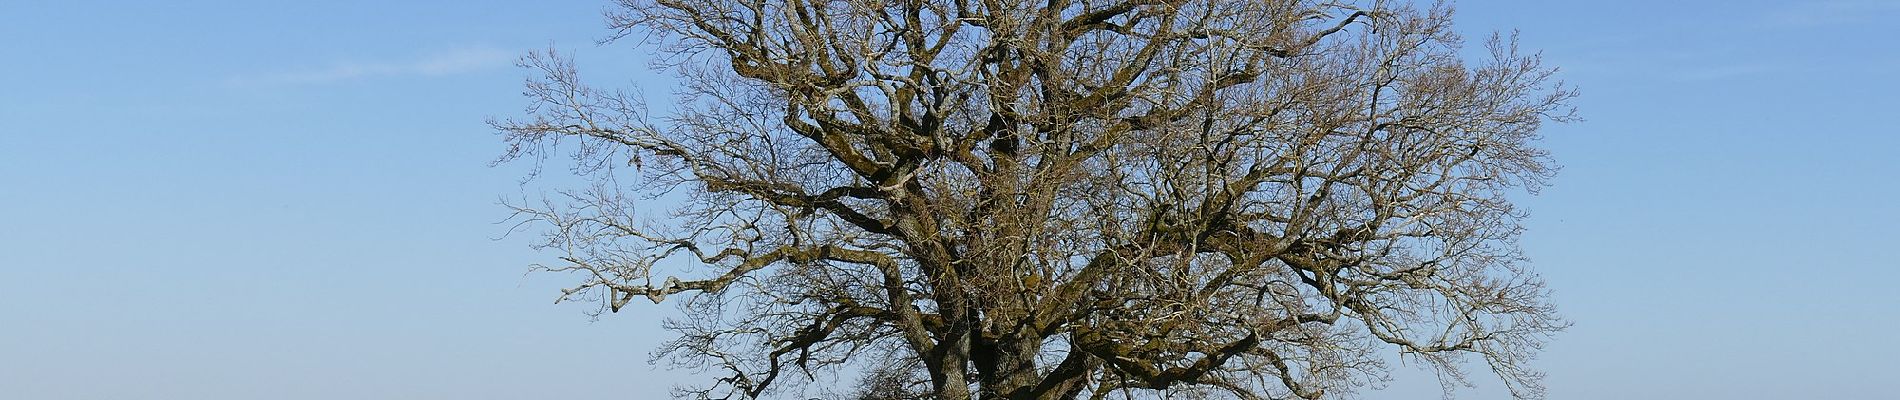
[974,334,1045,400]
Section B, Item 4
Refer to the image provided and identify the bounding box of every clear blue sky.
[2,1,1895,399]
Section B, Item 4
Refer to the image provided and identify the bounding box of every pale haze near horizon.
[3,1,1896,399]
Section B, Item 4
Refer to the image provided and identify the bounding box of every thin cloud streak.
[1767,0,1900,27]
[1673,63,1783,82]
[229,46,515,86]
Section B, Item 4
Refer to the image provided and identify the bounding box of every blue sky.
[2,1,1896,399]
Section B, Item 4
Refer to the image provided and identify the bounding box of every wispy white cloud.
[1767,0,1900,27]
[229,46,515,86]
[1673,63,1783,82]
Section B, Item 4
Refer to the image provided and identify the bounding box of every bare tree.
[493,0,1574,399]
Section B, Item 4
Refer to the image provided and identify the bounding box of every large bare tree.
[494,0,1574,398]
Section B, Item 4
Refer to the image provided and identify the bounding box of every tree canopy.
[494,0,1574,398]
